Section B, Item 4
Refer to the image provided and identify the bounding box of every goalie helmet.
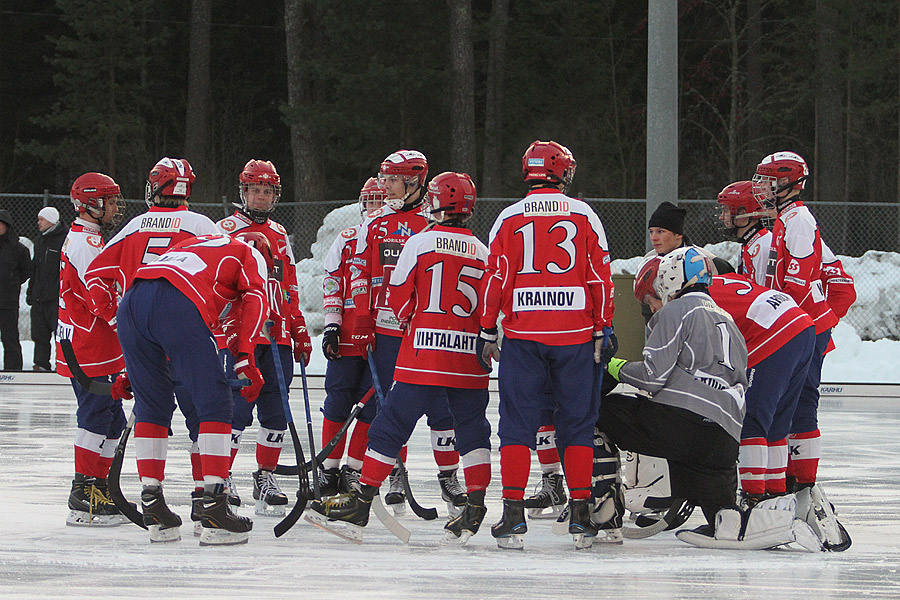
[427,171,476,222]
[522,140,576,191]
[235,231,275,274]
[358,176,387,218]
[653,246,713,306]
[751,151,808,208]
[633,255,662,305]
[145,157,195,206]
[238,159,281,224]
[70,172,124,227]
[379,150,428,210]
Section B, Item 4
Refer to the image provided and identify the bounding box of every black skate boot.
[319,466,341,496]
[141,485,182,543]
[199,483,253,546]
[568,498,599,549]
[252,469,288,516]
[66,473,123,527]
[444,490,486,545]
[190,489,204,537]
[524,472,567,519]
[491,498,527,550]
[438,469,468,517]
[338,465,361,493]
[384,467,406,516]
[305,484,377,544]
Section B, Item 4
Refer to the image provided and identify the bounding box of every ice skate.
[319,466,341,497]
[590,486,625,544]
[491,499,527,550]
[338,465,361,493]
[384,468,406,516]
[568,498,599,549]
[443,501,487,545]
[141,485,182,543]
[223,473,241,507]
[252,469,287,516]
[199,483,253,546]
[794,484,851,552]
[190,489,203,536]
[524,472,567,519]
[305,484,376,544]
[66,474,124,527]
[438,469,467,518]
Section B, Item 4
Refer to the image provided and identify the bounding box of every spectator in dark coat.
[0,209,32,371]
[27,207,66,371]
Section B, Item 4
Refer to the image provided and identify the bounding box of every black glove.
[476,327,500,373]
[593,326,618,364]
[322,323,341,360]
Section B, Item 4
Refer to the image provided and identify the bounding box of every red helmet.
[633,255,662,305]
[427,171,476,221]
[751,151,808,207]
[70,172,124,226]
[379,150,428,186]
[235,231,274,274]
[358,176,387,217]
[145,157,195,206]
[522,140,576,190]
[238,159,281,223]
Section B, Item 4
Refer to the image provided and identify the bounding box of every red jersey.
[739,227,771,285]
[479,189,614,345]
[765,202,839,334]
[350,205,429,336]
[709,274,814,368]
[324,224,365,357]
[387,225,490,389]
[820,242,856,319]
[217,211,301,346]
[85,206,219,322]
[56,219,125,377]
[132,234,269,355]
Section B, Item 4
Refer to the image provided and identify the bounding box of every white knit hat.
[38,206,59,225]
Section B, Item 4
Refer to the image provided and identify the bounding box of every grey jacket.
[619,291,748,441]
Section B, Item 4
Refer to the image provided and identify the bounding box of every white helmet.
[653,246,713,306]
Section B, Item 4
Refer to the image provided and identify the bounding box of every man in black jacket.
[0,209,32,371]
[27,206,66,371]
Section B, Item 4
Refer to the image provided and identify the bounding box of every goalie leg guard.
[794,484,851,552]
[623,452,672,523]
[676,496,823,551]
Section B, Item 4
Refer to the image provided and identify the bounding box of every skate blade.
[254,500,287,517]
[551,515,570,536]
[573,532,595,549]
[594,528,624,544]
[527,504,565,520]
[304,511,364,544]
[199,526,250,546]
[495,534,524,550]
[441,529,473,546]
[148,524,181,543]
[193,521,202,537]
[65,510,123,527]
[386,501,407,517]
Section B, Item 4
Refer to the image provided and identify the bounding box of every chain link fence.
[3,192,899,340]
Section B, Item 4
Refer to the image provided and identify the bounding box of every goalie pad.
[623,452,672,515]
[794,484,852,552]
[676,496,823,551]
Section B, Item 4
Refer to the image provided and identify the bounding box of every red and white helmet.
[427,171,476,222]
[358,176,387,218]
[717,180,771,238]
[145,157,195,206]
[522,140,576,190]
[70,172,124,226]
[379,150,428,210]
[751,151,808,207]
[235,231,275,274]
[633,255,662,305]
[238,159,282,223]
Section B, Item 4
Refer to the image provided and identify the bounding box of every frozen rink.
[1,377,899,600]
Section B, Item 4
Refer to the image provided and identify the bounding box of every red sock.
[563,445,593,500]
[499,445,531,500]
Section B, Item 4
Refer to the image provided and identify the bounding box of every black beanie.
[648,201,686,235]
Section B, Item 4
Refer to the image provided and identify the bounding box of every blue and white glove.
[593,326,618,364]
[476,327,500,373]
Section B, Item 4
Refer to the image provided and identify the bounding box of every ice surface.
[1,383,898,599]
